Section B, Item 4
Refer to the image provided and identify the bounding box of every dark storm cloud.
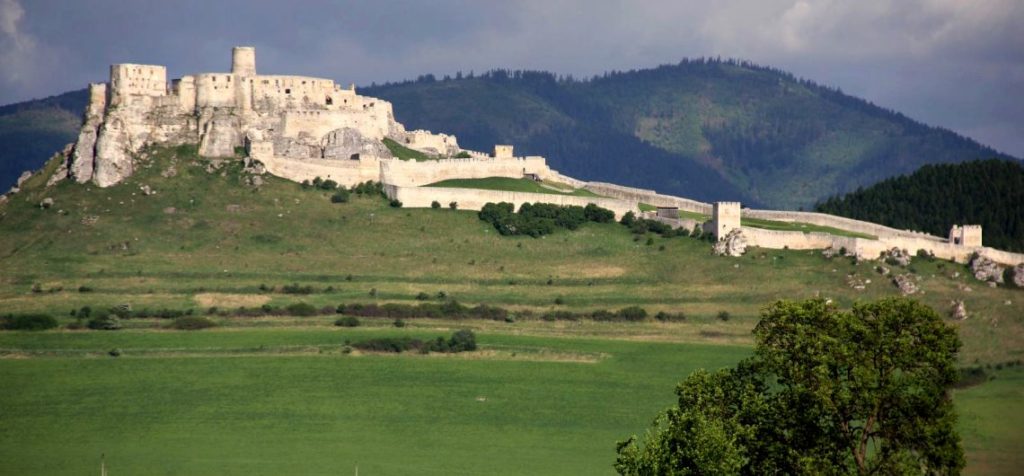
[1,0,1021,156]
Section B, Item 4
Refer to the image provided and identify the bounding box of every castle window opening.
[325,96,333,105]
[285,88,291,94]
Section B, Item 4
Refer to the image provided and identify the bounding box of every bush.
[285,302,319,317]
[1,314,58,331]
[334,316,361,327]
[655,311,686,322]
[393,318,406,328]
[281,283,315,294]
[78,285,94,293]
[717,310,731,322]
[449,201,458,210]
[454,151,471,158]
[617,306,648,322]
[584,203,615,223]
[431,200,441,209]
[446,329,477,352]
[319,179,338,190]
[389,199,403,208]
[171,316,217,330]
[415,292,431,301]
[330,190,350,203]
[87,314,122,330]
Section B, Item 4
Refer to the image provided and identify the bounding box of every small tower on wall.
[949,225,982,247]
[712,202,741,239]
[231,46,256,76]
[493,145,514,159]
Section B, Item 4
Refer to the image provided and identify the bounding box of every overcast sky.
[2,0,1021,156]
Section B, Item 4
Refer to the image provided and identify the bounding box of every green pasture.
[426,176,601,197]
[741,216,877,239]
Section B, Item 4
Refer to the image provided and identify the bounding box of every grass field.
[0,146,1022,473]
[427,176,602,197]
[741,216,877,239]
[382,138,442,161]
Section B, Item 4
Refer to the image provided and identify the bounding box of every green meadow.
[0,147,1022,474]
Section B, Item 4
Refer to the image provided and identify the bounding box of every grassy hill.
[1,147,1022,473]
[817,159,1024,252]
[364,60,1012,209]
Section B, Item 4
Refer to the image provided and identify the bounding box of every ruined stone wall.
[385,185,638,219]
[380,157,552,187]
[582,182,712,215]
[195,73,238,108]
[110,64,166,104]
[713,202,741,239]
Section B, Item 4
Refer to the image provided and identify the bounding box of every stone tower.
[949,225,982,247]
[231,46,256,76]
[712,202,741,239]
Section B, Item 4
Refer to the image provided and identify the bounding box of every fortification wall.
[195,73,237,108]
[978,248,1024,266]
[385,185,637,219]
[742,209,943,241]
[583,182,712,214]
[110,64,167,103]
[259,156,381,186]
[742,227,846,251]
[380,157,552,187]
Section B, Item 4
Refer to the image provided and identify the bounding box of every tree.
[616,297,964,475]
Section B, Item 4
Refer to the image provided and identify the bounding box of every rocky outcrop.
[970,255,1004,284]
[1012,264,1024,288]
[712,229,748,257]
[892,274,919,295]
[322,127,391,160]
[92,117,134,187]
[950,300,968,320]
[881,247,912,266]
[198,116,242,157]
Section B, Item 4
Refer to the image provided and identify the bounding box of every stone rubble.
[712,229,747,257]
[892,274,919,295]
[970,255,1005,284]
[950,300,968,320]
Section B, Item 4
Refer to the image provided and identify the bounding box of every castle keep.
[62,47,1024,267]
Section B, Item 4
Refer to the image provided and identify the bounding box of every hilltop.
[2,59,1012,208]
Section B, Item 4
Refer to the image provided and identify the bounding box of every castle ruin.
[59,47,1024,268]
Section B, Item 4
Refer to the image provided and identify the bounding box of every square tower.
[712,202,741,239]
[949,225,982,247]
[493,145,514,159]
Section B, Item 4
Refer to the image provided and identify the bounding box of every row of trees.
[478,202,615,237]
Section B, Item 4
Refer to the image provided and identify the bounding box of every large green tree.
[615,298,964,475]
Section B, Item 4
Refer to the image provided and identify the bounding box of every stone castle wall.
[259,156,381,186]
[742,209,943,241]
[380,156,552,187]
[583,182,712,214]
[385,184,638,219]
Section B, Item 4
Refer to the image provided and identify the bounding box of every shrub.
[330,190,350,203]
[449,201,458,210]
[78,285,94,293]
[389,199,403,208]
[554,296,565,305]
[334,316,361,327]
[584,203,615,223]
[415,292,431,301]
[717,310,731,322]
[172,316,217,330]
[655,311,686,322]
[108,348,121,357]
[285,302,318,317]
[1,314,58,331]
[319,179,338,190]
[87,315,122,330]
[617,306,648,322]
[281,283,314,294]
[620,211,637,227]
[393,318,406,328]
[446,329,477,352]
[591,309,616,321]
[431,200,441,209]
[454,151,471,158]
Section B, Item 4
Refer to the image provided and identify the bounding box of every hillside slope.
[364,60,1011,209]
[817,159,1024,252]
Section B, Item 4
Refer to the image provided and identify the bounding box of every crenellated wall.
[385,184,638,219]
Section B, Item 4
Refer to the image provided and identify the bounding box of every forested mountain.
[0,59,1012,207]
[364,59,1011,208]
[0,89,87,191]
[816,159,1024,251]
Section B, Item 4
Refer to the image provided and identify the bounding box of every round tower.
[231,46,256,76]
